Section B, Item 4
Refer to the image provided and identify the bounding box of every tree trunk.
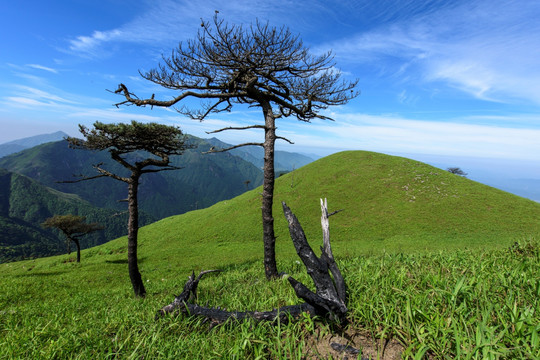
[261,101,278,279]
[127,174,146,297]
[73,238,81,263]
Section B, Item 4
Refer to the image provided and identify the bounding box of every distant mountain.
[0,167,153,263]
[206,137,315,172]
[0,131,68,158]
[0,136,264,220]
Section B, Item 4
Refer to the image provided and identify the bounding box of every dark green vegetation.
[0,168,150,263]
[66,120,194,297]
[0,134,314,263]
[42,215,104,263]
[0,136,263,220]
[1,151,539,358]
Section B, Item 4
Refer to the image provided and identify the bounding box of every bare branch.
[141,166,183,174]
[276,136,294,144]
[57,173,108,184]
[206,125,265,134]
[202,142,264,154]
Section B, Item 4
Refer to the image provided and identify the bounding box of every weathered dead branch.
[156,199,348,325]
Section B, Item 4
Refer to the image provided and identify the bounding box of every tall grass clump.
[344,238,539,359]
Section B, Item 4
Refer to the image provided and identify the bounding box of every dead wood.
[156,199,348,325]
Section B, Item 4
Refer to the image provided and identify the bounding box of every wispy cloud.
[68,29,124,57]
[274,110,540,160]
[7,85,78,105]
[325,0,540,105]
[26,64,58,74]
[64,0,322,58]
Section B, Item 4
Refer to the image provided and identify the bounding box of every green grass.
[135,150,540,265]
[1,150,540,358]
[1,240,538,359]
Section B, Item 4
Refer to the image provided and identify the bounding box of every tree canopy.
[42,214,103,262]
[114,16,359,123]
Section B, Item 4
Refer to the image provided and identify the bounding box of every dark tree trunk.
[261,101,279,280]
[73,238,81,263]
[127,174,146,297]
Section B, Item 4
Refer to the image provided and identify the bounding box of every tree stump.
[156,199,348,325]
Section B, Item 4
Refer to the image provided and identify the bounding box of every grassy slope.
[136,150,540,272]
[1,151,539,358]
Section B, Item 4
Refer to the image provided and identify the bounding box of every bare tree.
[42,214,103,263]
[447,167,467,177]
[114,15,359,279]
[65,121,191,297]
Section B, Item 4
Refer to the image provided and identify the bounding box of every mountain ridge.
[0,136,264,219]
[0,131,69,158]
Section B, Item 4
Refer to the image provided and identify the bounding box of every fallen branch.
[156,199,347,325]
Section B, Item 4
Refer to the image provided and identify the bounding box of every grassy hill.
[132,150,540,271]
[1,151,538,358]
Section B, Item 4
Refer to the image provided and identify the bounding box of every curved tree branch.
[203,142,264,154]
[206,125,266,134]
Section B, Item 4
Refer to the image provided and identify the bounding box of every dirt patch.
[304,327,404,359]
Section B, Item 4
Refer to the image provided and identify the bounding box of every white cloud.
[5,97,47,107]
[68,29,124,57]
[325,0,540,105]
[16,86,78,104]
[64,0,322,58]
[26,64,58,74]
[274,111,540,160]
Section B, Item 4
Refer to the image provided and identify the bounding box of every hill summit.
[117,150,540,270]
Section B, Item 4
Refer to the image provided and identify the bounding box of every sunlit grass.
[2,151,540,358]
[1,239,538,359]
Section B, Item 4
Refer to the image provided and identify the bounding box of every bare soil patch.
[304,327,404,359]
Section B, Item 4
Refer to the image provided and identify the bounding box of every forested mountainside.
[0,168,153,263]
[0,136,264,220]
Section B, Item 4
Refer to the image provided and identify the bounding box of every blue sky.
[1,0,539,175]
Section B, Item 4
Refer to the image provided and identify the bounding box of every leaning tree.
[65,121,191,297]
[42,214,103,263]
[114,15,359,279]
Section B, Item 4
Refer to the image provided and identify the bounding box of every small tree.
[114,16,359,279]
[66,121,190,297]
[447,167,467,177]
[42,214,103,263]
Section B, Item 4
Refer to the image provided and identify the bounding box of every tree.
[65,121,191,297]
[114,16,359,279]
[447,167,467,177]
[42,214,103,263]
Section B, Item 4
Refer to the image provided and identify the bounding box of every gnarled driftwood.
[156,199,347,325]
